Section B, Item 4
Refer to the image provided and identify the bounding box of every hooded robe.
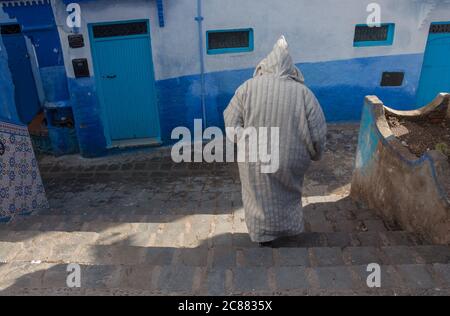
[224,36,327,243]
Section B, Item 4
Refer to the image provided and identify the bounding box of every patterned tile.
[0,121,48,220]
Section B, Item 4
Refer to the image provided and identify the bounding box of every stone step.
[0,227,429,253]
[0,210,403,236]
[0,261,448,295]
[1,236,447,267]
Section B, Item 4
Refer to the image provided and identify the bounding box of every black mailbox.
[381,72,405,87]
[72,58,90,78]
[68,34,85,48]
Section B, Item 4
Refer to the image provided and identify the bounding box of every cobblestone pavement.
[0,124,449,296]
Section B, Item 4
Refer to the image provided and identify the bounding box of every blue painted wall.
[2,2,70,103]
[156,53,423,144]
[0,35,20,124]
[68,77,108,157]
[1,1,77,156]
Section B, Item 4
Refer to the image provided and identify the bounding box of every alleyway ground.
[0,124,449,295]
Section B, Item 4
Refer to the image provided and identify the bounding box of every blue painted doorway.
[417,23,450,107]
[89,20,161,146]
[1,24,41,124]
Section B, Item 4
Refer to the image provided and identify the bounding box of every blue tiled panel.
[0,121,49,221]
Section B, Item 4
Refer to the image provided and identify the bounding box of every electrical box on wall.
[72,58,90,78]
[68,34,85,48]
[381,72,404,87]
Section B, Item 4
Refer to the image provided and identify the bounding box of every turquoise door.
[417,23,450,106]
[89,20,160,145]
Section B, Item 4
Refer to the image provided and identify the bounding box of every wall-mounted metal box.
[68,34,85,48]
[381,72,404,87]
[72,58,90,78]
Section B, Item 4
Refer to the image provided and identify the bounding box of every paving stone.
[212,216,234,246]
[144,248,175,265]
[363,220,387,232]
[178,247,208,266]
[324,232,355,247]
[82,265,122,289]
[157,266,196,293]
[344,247,384,265]
[274,267,310,290]
[117,265,154,290]
[206,269,228,295]
[211,233,233,247]
[414,246,450,264]
[0,263,47,289]
[233,267,269,293]
[0,242,22,262]
[311,247,345,267]
[51,244,82,263]
[353,265,401,289]
[305,210,334,233]
[314,266,355,290]
[356,232,386,247]
[42,264,74,288]
[397,265,436,289]
[325,209,355,222]
[232,234,258,248]
[382,247,419,265]
[212,247,236,268]
[354,209,381,221]
[111,246,147,265]
[240,248,274,267]
[275,248,309,267]
[273,233,327,248]
[383,231,421,246]
[432,264,450,287]
[334,220,359,232]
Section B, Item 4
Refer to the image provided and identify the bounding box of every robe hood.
[253,36,305,84]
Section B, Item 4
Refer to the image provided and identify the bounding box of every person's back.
[224,36,327,245]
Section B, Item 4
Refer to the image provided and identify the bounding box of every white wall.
[53,0,450,80]
[53,0,199,80]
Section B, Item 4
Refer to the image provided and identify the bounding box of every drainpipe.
[195,0,207,129]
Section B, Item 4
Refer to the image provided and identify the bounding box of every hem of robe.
[248,220,305,243]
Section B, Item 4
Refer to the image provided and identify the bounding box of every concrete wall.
[351,95,450,245]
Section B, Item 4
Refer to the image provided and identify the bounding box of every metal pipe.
[195,0,207,129]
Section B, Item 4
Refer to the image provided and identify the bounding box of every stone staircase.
[0,193,448,295]
[0,125,448,296]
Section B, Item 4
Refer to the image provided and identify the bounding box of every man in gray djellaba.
[224,36,327,247]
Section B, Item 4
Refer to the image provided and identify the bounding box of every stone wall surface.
[351,95,450,245]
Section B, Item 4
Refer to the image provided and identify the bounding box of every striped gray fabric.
[224,36,327,243]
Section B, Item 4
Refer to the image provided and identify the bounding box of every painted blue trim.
[353,23,395,47]
[156,0,165,27]
[206,28,254,55]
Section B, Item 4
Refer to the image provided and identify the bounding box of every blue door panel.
[417,31,450,106]
[2,33,41,124]
[90,21,160,143]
